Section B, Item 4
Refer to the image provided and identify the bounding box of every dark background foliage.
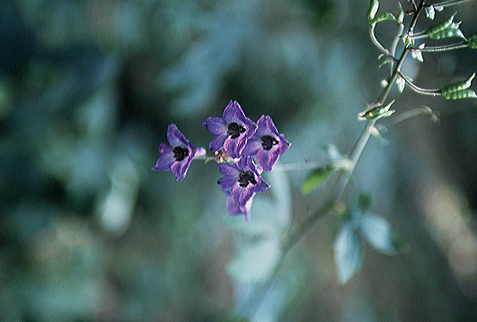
[0,0,476,321]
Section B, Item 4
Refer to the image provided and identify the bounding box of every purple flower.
[202,100,257,159]
[243,115,290,171]
[152,124,205,180]
[227,195,254,223]
[217,157,269,210]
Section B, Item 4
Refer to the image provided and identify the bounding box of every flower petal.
[242,138,262,156]
[227,196,253,223]
[218,175,238,188]
[152,124,200,180]
[152,155,175,171]
[223,137,242,159]
[152,143,174,171]
[209,134,228,152]
[222,100,246,123]
[256,149,278,172]
[217,162,239,177]
[167,124,188,147]
[170,158,192,180]
[201,116,227,135]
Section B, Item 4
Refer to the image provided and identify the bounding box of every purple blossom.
[242,115,290,171]
[202,100,257,159]
[227,196,254,223]
[223,188,254,222]
[152,124,205,180]
[217,157,269,210]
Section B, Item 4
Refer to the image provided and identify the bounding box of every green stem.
[398,72,442,96]
[415,41,468,52]
[430,0,475,8]
[369,24,392,55]
[237,3,420,319]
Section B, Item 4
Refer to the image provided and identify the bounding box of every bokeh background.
[1,0,477,321]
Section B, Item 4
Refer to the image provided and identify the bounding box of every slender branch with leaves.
[152,0,476,319]
[228,0,477,318]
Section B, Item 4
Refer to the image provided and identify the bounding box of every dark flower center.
[238,170,257,187]
[261,135,279,150]
[227,122,246,139]
[173,146,189,162]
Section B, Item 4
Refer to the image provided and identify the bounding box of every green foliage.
[469,34,477,49]
[360,213,408,255]
[334,220,364,283]
[369,12,398,25]
[301,144,351,195]
[366,0,379,24]
[358,100,395,121]
[440,73,477,99]
[425,12,458,35]
[334,194,407,283]
[425,13,466,40]
[301,166,335,195]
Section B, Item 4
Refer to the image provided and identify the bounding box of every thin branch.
[369,24,392,55]
[398,72,442,96]
[428,0,475,8]
[414,41,469,52]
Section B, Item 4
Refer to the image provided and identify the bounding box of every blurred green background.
[1,0,477,321]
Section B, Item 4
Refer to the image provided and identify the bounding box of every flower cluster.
[153,100,290,222]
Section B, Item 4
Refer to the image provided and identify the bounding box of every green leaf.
[443,88,477,99]
[360,214,407,255]
[379,57,395,68]
[358,100,395,121]
[441,73,477,99]
[369,12,397,25]
[425,13,466,40]
[334,221,364,284]
[467,34,477,49]
[367,0,380,24]
[356,193,372,213]
[227,238,281,284]
[369,126,390,145]
[323,143,344,161]
[425,5,436,20]
[428,26,466,40]
[401,33,413,47]
[396,75,405,93]
[397,2,405,23]
[411,45,424,62]
[425,12,457,35]
[301,166,335,195]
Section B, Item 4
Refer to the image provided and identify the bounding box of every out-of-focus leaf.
[360,213,407,255]
[469,34,477,49]
[301,166,335,195]
[225,167,291,235]
[323,143,344,161]
[227,237,281,284]
[369,126,390,145]
[334,221,364,284]
[356,193,372,213]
